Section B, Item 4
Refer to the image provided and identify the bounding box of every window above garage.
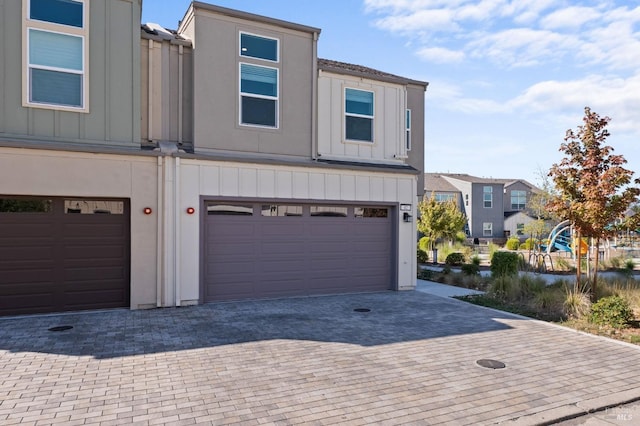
[23,0,90,112]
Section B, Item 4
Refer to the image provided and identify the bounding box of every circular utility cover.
[48,325,74,332]
[476,359,506,369]
[353,308,371,313]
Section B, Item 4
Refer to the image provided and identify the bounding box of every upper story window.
[405,109,411,151]
[483,186,493,208]
[23,0,89,112]
[240,32,279,62]
[511,190,527,210]
[239,63,278,128]
[434,193,455,203]
[345,88,374,142]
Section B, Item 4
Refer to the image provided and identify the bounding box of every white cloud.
[468,28,579,68]
[540,6,601,30]
[373,9,458,33]
[509,73,640,134]
[417,47,465,63]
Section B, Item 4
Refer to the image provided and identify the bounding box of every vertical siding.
[317,72,406,164]
[0,0,141,148]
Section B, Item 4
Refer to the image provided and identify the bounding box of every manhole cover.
[476,359,505,369]
[353,308,371,313]
[48,326,73,332]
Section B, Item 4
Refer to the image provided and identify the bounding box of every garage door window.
[310,206,348,217]
[261,204,302,217]
[64,200,124,214]
[207,204,253,215]
[355,207,388,218]
[0,198,52,213]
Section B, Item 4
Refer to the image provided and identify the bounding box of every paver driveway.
[1,291,639,425]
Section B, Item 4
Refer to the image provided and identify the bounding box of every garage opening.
[203,202,394,302]
[0,197,130,316]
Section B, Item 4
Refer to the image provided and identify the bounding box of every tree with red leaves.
[547,107,640,299]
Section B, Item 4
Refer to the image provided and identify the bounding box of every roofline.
[190,1,322,35]
[318,59,428,88]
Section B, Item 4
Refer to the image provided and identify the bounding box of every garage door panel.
[0,223,53,237]
[0,245,55,261]
[0,294,57,314]
[64,266,126,281]
[207,222,255,238]
[0,198,130,316]
[64,243,126,256]
[204,201,393,302]
[0,268,56,284]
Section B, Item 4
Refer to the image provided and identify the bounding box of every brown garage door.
[203,202,393,302]
[0,197,130,316]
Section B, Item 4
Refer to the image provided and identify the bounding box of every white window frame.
[22,0,90,113]
[405,109,412,151]
[239,31,279,63]
[483,222,493,237]
[239,62,279,129]
[483,186,493,208]
[344,87,375,143]
[434,193,455,203]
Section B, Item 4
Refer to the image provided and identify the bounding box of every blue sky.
[142,0,640,186]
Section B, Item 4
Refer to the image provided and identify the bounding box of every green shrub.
[471,255,481,266]
[417,246,428,264]
[417,269,433,280]
[455,231,467,243]
[490,251,519,277]
[625,259,635,272]
[519,238,536,251]
[590,295,633,328]
[461,263,479,276]
[445,252,465,266]
[419,237,431,252]
[505,237,520,250]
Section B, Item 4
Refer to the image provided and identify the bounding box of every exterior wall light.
[403,212,413,222]
[143,207,153,215]
[186,207,195,215]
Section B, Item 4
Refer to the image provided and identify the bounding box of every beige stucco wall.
[176,158,418,304]
[0,147,159,308]
[180,6,317,158]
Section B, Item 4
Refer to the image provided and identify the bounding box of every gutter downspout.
[311,31,319,160]
[174,157,181,306]
[156,155,163,307]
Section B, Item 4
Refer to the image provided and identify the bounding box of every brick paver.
[1,291,640,425]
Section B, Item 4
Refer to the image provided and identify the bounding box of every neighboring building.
[424,173,539,240]
[0,0,427,316]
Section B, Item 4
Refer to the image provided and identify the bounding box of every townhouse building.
[0,0,427,316]
[424,173,539,241]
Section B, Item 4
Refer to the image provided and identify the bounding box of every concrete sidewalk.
[1,290,640,425]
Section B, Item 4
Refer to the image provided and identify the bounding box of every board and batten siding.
[177,159,418,304]
[0,0,141,148]
[317,72,407,163]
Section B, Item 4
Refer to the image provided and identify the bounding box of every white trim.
[238,62,279,129]
[22,0,90,113]
[239,31,280,63]
[344,87,375,143]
